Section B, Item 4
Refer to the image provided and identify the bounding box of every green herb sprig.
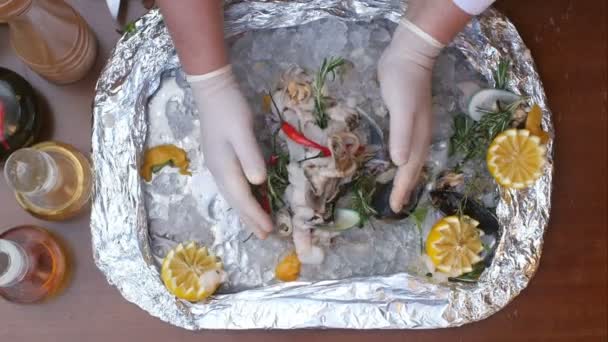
[456,171,484,218]
[313,57,345,129]
[477,99,525,140]
[411,206,429,253]
[350,175,377,227]
[117,21,137,37]
[450,261,485,282]
[267,152,289,212]
[450,114,484,160]
[450,59,527,162]
[493,59,511,90]
[450,99,525,163]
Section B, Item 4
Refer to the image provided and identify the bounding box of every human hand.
[188,65,273,239]
[378,19,444,213]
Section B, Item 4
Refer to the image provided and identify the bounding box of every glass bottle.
[0,0,98,84]
[0,67,41,162]
[3,142,92,221]
[0,225,68,303]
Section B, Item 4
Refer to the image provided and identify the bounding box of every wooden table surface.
[1,1,606,341]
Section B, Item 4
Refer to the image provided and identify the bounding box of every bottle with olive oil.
[3,142,92,221]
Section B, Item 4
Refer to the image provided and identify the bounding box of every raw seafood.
[266,60,423,265]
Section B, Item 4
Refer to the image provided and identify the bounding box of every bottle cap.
[0,239,28,287]
[3,147,58,195]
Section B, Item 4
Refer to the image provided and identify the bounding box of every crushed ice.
[143,18,491,292]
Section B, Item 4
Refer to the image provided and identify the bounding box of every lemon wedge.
[525,104,550,144]
[275,251,301,282]
[487,129,546,189]
[161,242,224,302]
[426,216,484,277]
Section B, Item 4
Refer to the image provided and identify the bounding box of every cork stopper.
[0,0,32,21]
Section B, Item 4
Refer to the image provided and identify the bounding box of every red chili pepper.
[281,122,331,157]
[0,100,10,151]
[267,91,331,157]
[268,154,280,166]
[256,184,272,214]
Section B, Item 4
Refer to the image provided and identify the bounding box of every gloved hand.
[187,65,273,239]
[378,18,444,213]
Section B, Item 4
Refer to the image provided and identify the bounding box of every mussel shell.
[429,190,499,235]
[430,190,500,269]
[371,181,425,220]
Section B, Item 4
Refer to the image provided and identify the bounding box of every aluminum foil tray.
[91,0,554,330]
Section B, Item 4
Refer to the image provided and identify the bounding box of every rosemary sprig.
[451,100,523,162]
[350,174,377,226]
[267,152,289,211]
[313,57,345,129]
[411,206,429,253]
[493,59,511,90]
[455,169,486,218]
[477,99,525,141]
[450,114,484,160]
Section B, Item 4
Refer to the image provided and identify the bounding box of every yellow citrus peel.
[275,251,301,282]
[161,242,224,302]
[140,144,191,182]
[525,104,550,144]
[426,215,484,277]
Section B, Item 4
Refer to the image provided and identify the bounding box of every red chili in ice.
[0,100,10,151]
[268,154,280,166]
[267,91,331,157]
[281,122,331,157]
[256,184,272,214]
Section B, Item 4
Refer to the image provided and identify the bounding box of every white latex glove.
[378,19,444,213]
[187,65,272,239]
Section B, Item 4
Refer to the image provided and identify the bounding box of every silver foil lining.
[91,0,553,330]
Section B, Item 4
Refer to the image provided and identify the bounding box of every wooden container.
[0,0,98,84]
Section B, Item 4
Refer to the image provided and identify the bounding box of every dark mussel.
[429,190,499,236]
[430,190,500,281]
[371,180,425,220]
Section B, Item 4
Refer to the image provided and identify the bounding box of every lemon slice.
[161,242,224,302]
[487,129,546,189]
[426,216,484,277]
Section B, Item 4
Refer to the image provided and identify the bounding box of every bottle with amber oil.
[0,67,41,162]
[0,226,68,303]
[3,142,92,221]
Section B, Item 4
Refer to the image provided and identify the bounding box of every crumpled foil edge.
[91,1,553,330]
